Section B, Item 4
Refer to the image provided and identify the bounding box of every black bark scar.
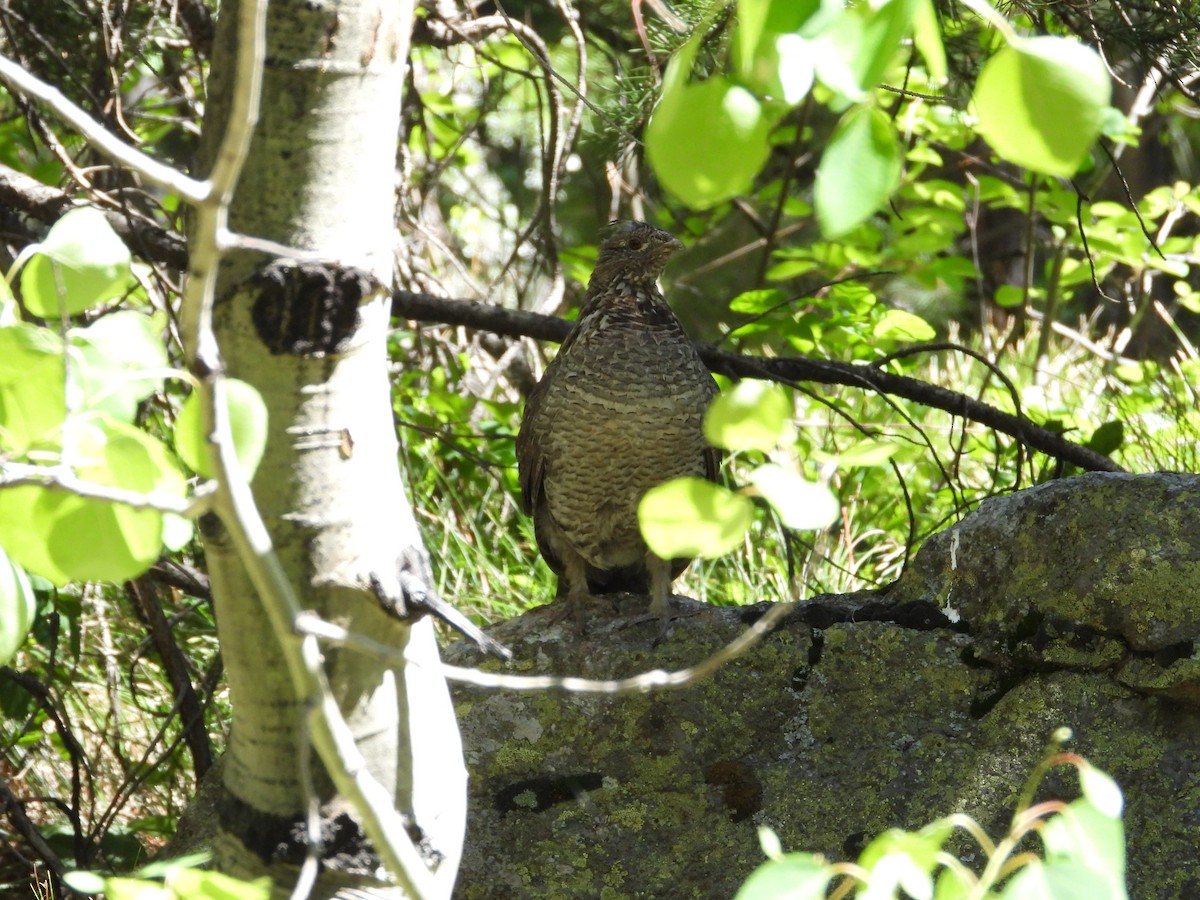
[251,261,375,356]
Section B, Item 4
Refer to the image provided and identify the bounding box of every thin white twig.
[296,600,798,695]
[0,462,213,518]
[0,53,208,202]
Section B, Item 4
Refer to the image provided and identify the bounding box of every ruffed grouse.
[516,221,718,628]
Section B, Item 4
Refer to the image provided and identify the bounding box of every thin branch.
[0,52,208,202]
[0,161,190,268]
[391,290,1126,473]
[0,462,213,518]
[296,600,799,695]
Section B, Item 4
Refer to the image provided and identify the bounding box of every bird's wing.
[515,371,550,516]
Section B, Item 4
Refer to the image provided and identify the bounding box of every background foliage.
[1,0,1199,895]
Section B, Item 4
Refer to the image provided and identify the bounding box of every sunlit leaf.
[1041,798,1126,888]
[912,0,946,83]
[70,310,170,423]
[647,65,774,208]
[750,464,839,531]
[736,0,821,105]
[874,309,936,342]
[63,872,109,894]
[734,853,832,900]
[0,418,186,586]
[758,825,785,861]
[0,543,37,666]
[102,877,172,900]
[815,106,902,237]
[729,289,789,314]
[854,0,921,91]
[831,439,898,467]
[0,279,16,326]
[638,477,754,558]
[999,858,1119,900]
[1078,764,1124,819]
[705,381,795,451]
[858,824,953,900]
[0,323,66,452]
[19,207,132,317]
[169,867,271,900]
[932,866,972,899]
[174,380,269,481]
[973,36,1111,177]
[995,285,1024,309]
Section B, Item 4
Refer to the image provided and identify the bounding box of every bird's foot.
[541,595,590,636]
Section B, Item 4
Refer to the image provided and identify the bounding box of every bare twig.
[296,600,798,695]
[0,462,213,518]
[0,52,208,202]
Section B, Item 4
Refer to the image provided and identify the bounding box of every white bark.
[197,1,464,895]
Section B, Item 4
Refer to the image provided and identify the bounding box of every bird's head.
[591,220,684,286]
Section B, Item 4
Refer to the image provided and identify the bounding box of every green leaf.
[973,36,1112,177]
[1085,421,1124,458]
[647,67,774,208]
[136,852,213,879]
[854,0,921,91]
[704,381,795,451]
[0,323,66,452]
[734,853,832,900]
[174,380,269,481]
[932,867,973,899]
[858,825,953,900]
[70,310,169,423]
[815,106,902,237]
[168,867,271,900]
[103,877,172,900]
[735,0,821,105]
[1078,764,1124,819]
[19,207,133,317]
[1041,798,1126,890]
[911,0,946,83]
[758,825,785,861]
[749,464,839,531]
[0,278,16,326]
[638,477,755,558]
[730,289,789,314]
[63,872,109,894]
[830,439,898,467]
[874,309,936,342]
[999,858,1120,900]
[0,418,186,586]
[810,14,867,102]
[0,543,37,666]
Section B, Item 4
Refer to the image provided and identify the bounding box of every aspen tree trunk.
[195,1,464,896]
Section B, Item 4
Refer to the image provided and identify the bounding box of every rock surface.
[448,472,1200,898]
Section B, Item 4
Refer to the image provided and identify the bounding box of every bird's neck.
[578,278,679,329]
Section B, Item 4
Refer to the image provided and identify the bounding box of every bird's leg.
[545,550,591,634]
[647,553,675,639]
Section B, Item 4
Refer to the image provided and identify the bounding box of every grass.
[398,318,1200,624]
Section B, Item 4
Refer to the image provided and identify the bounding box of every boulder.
[449,472,1200,898]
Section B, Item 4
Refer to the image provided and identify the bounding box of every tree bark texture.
[197,1,464,896]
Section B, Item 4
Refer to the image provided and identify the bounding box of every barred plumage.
[517,221,718,629]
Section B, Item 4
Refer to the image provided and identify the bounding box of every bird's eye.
[627,237,645,251]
